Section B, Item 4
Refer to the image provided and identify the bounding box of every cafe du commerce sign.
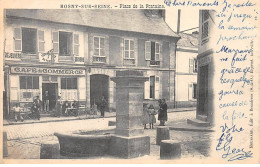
[11,66,85,76]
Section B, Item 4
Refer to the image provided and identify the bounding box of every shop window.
[61,77,77,89]
[19,76,39,89]
[93,36,106,63]
[59,31,73,56]
[145,41,160,66]
[123,39,135,65]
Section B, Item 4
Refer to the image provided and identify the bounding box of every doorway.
[198,65,208,116]
[42,83,58,111]
[90,74,109,110]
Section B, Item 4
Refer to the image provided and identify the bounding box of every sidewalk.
[3,107,196,126]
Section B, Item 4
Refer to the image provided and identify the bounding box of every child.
[148,104,157,129]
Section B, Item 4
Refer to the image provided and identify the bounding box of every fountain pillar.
[110,70,150,158]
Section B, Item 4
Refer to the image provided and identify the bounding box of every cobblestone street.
[4,110,213,159]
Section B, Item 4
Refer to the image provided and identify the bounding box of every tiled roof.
[6,9,179,38]
[177,32,198,48]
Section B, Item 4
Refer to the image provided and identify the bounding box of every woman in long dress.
[142,103,150,129]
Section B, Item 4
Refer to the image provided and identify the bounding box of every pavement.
[3,108,213,160]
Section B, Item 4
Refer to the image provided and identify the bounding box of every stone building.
[3,9,180,117]
[194,10,215,125]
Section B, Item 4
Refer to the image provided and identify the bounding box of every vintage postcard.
[0,0,259,164]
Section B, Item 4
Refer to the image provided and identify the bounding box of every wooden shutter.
[73,34,79,56]
[52,31,59,53]
[155,42,160,61]
[14,28,22,51]
[38,30,45,52]
[155,76,160,99]
[145,41,151,60]
[189,59,194,73]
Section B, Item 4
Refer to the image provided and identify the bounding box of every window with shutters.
[59,31,73,56]
[123,39,135,65]
[93,36,106,63]
[14,28,45,55]
[145,41,160,66]
[201,10,209,44]
[19,76,39,89]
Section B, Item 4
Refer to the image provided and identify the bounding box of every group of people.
[12,95,41,122]
[55,96,79,117]
[143,99,168,129]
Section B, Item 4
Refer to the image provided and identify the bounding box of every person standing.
[158,99,167,126]
[43,91,49,113]
[34,96,41,120]
[148,104,156,129]
[100,96,107,117]
[142,103,150,129]
[55,96,62,117]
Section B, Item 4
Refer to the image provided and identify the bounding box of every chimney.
[177,9,181,34]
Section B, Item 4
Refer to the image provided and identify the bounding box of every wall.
[5,17,85,64]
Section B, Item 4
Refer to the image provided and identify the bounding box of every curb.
[3,115,116,126]
[3,108,196,126]
[169,127,214,132]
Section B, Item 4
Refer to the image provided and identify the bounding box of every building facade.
[175,32,198,108]
[3,9,180,117]
[196,10,215,124]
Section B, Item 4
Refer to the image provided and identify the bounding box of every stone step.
[197,115,207,122]
[187,119,210,127]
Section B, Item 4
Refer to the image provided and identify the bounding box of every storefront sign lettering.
[11,66,85,75]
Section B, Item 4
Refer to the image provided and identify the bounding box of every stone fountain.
[55,70,150,159]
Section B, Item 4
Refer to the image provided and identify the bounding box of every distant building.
[175,32,198,108]
[3,9,180,118]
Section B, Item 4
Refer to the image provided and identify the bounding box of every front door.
[42,83,58,111]
[198,65,208,116]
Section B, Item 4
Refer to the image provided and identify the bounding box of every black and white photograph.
[1,0,259,164]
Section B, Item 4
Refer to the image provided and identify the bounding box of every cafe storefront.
[5,65,86,117]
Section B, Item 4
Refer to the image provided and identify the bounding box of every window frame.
[93,36,106,63]
[19,76,39,90]
[59,31,73,57]
[201,10,209,43]
[21,27,38,54]
[61,77,78,90]
[145,41,161,66]
[193,58,198,73]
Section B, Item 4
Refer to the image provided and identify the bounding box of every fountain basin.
[54,132,112,157]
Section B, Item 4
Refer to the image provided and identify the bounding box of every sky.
[165,9,199,34]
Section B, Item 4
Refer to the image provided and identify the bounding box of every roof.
[177,32,198,48]
[5,9,179,38]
